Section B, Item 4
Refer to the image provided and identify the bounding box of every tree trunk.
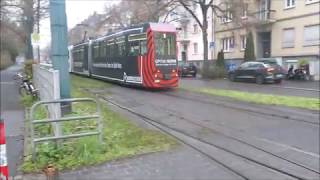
[202,18,209,78]
[24,0,34,60]
[25,33,34,60]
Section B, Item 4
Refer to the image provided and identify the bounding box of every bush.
[24,61,34,80]
[202,64,226,79]
[216,50,225,67]
[298,59,308,67]
[244,31,255,61]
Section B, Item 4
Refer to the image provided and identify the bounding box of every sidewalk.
[23,146,235,180]
[0,65,25,178]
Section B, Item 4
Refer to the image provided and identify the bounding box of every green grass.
[183,87,320,110]
[21,74,176,173]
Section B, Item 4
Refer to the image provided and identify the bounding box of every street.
[24,78,319,180]
[180,77,320,98]
[0,65,25,178]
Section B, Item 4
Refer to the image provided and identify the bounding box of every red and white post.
[0,118,8,180]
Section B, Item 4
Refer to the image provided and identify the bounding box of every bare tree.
[176,0,249,77]
[177,0,215,77]
[1,0,49,60]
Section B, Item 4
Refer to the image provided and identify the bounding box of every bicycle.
[14,72,38,99]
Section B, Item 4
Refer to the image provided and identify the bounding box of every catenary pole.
[49,0,70,100]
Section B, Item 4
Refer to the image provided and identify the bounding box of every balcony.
[245,10,276,26]
[177,31,190,44]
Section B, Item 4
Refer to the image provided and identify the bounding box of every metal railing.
[251,9,276,23]
[30,98,103,161]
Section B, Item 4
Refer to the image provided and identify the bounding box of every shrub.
[216,50,225,68]
[24,61,34,80]
[244,31,255,61]
[298,59,308,67]
[202,64,226,79]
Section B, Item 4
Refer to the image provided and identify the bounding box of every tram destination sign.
[155,59,177,66]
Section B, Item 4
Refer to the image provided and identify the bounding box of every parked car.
[178,62,197,77]
[228,61,283,84]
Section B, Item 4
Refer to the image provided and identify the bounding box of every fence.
[31,65,103,161]
[33,63,61,117]
[32,64,61,151]
[30,98,103,161]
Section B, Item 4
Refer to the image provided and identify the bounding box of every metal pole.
[49,0,71,100]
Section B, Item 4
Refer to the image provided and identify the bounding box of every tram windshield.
[154,32,176,59]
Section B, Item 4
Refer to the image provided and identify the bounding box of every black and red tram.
[69,23,179,89]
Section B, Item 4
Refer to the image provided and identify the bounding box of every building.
[162,4,214,67]
[214,0,320,80]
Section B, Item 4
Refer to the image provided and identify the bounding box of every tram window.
[116,36,126,57]
[114,43,119,57]
[93,45,99,59]
[154,32,176,57]
[73,52,77,60]
[129,41,140,56]
[100,42,106,57]
[79,49,84,61]
[140,41,147,55]
[118,43,126,56]
[107,40,113,58]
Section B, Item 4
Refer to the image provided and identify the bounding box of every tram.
[69,23,179,88]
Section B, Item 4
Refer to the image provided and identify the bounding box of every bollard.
[0,118,8,180]
[43,165,59,180]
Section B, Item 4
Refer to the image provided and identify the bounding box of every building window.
[284,0,295,8]
[221,37,234,52]
[304,25,320,46]
[305,0,320,4]
[183,28,188,39]
[193,43,198,54]
[221,4,233,23]
[193,24,198,33]
[282,28,295,48]
[241,4,248,18]
[240,35,247,50]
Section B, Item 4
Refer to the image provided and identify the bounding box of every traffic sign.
[31,33,40,45]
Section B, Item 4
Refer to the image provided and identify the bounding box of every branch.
[178,0,203,28]
[162,5,179,23]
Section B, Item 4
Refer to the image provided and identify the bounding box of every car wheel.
[256,75,264,84]
[229,73,235,82]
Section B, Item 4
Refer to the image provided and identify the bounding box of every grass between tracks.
[21,74,176,173]
[182,87,319,111]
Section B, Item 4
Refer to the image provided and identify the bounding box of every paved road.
[0,64,25,178]
[180,77,320,98]
[26,81,318,180]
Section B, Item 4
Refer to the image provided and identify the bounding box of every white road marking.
[258,138,320,158]
[0,82,14,85]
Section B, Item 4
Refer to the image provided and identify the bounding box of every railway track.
[156,105,320,174]
[97,94,318,180]
[161,90,319,126]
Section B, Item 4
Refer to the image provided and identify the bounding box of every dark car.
[178,62,197,77]
[228,61,283,84]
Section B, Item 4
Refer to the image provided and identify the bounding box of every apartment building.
[162,4,214,67]
[214,0,320,80]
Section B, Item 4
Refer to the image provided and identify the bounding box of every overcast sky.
[39,0,115,49]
